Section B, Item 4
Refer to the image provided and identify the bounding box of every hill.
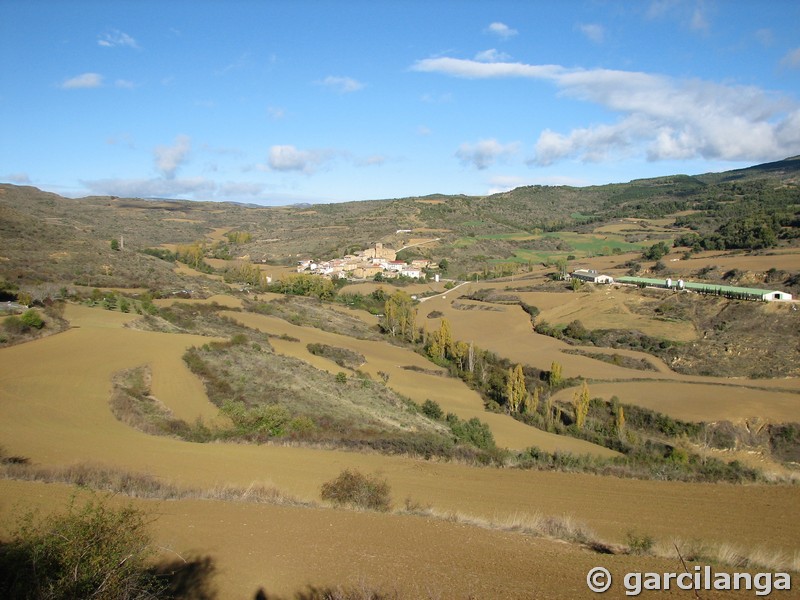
[2,157,799,289]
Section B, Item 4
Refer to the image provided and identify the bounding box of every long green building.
[616,276,793,302]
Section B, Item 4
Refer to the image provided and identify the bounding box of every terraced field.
[2,302,799,597]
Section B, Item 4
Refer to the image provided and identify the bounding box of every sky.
[2,0,799,205]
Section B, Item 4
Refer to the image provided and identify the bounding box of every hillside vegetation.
[1,159,799,599]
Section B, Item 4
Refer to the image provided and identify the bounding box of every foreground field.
[2,304,799,598]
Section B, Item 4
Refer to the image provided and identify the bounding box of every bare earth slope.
[2,305,799,598]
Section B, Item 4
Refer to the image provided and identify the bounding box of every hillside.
[1,158,799,598]
[2,157,798,289]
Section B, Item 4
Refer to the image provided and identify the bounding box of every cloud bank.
[412,57,800,165]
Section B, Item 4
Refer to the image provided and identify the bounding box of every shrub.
[20,309,44,330]
[320,469,391,512]
[421,399,443,420]
[0,494,160,599]
[626,530,655,555]
[3,315,26,335]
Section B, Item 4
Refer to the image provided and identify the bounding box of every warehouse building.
[616,276,793,302]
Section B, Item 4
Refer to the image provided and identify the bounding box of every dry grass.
[0,461,313,507]
[396,503,605,549]
[650,537,800,574]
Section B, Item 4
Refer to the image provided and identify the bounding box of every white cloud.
[218,182,267,198]
[266,145,333,173]
[98,30,139,49]
[578,23,605,44]
[81,177,215,199]
[755,28,773,47]
[413,57,563,80]
[646,0,710,32]
[154,134,192,179]
[475,48,511,62]
[61,73,103,89]
[486,22,518,39]
[357,155,386,167]
[412,56,800,165]
[781,47,800,69]
[4,173,31,184]
[646,0,681,20]
[690,5,709,32]
[317,76,365,93]
[456,139,520,170]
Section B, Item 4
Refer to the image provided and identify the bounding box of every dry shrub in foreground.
[0,495,160,600]
[320,469,392,512]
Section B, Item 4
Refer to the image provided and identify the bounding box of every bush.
[3,315,26,335]
[626,530,655,555]
[320,469,392,512]
[421,399,443,420]
[0,495,160,599]
[20,309,44,330]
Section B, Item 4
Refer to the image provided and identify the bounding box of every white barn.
[572,269,615,284]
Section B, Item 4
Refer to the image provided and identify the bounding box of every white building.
[571,269,615,284]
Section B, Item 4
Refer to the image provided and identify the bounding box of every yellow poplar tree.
[573,380,590,429]
[505,364,527,413]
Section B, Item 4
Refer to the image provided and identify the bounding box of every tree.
[643,241,670,261]
[554,256,568,279]
[616,405,626,437]
[548,361,563,387]
[383,290,416,342]
[505,364,527,413]
[438,258,449,274]
[573,380,590,429]
[110,238,120,251]
[529,386,540,414]
[425,318,454,361]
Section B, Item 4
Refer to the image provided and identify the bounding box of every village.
[296,242,439,281]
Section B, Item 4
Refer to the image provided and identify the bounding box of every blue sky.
[2,0,799,204]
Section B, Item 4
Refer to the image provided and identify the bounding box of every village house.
[300,242,427,280]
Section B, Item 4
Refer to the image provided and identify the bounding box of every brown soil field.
[4,480,774,600]
[340,281,448,297]
[207,226,234,243]
[664,249,800,276]
[2,305,800,597]
[552,381,800,424]
[419,282,800,412]
[154,293,244,309]
[532,288,698,342]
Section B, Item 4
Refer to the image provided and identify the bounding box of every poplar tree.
[505,364,527,413]
[573,380,590,429]
[549,361,563,387]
